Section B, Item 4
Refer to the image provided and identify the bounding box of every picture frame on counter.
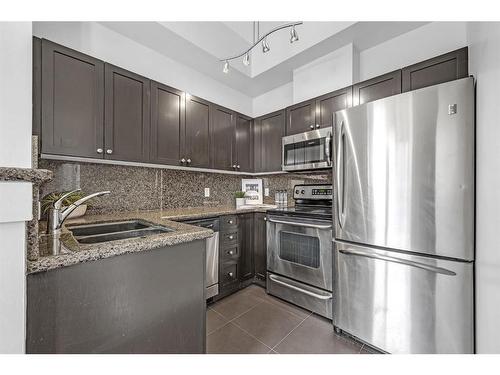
[241,178,263,205]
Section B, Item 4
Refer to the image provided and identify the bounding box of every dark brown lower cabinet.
[238,213,254,281]
[253,213,267,282]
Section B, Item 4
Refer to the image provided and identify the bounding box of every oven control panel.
[293,184,333,200]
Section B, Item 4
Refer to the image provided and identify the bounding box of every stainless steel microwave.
[282,127,332,172]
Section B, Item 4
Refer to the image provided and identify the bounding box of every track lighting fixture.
[219,22,302,73]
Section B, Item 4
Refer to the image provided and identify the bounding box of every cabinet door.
[238,213,254,281]
[352,70,402,106]
[253,213,267,281]
[285,99,316,135]
[185,95,210,168]
[32,37,42,142]
[234,114,253,173]
[104,64,150,163]
[255,110,285,172]
[210,105,235,171]
[315,86,352,129]
[402,47,468,92]
[41,39,104,158]
[150,81,185,165]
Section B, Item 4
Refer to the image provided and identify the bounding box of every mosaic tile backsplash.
[39,160,331,215]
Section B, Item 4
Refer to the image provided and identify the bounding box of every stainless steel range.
[266,184,333,319]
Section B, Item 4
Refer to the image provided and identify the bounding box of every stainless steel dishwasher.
[182,217,219,299]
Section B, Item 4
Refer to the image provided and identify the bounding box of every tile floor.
[206,284,378,354]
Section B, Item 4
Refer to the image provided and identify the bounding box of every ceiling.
[99,21,428,97]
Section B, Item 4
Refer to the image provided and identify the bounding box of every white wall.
[359,22,468,81]
[252,82,293,118]
[0,21,33,354]
[33,22,253,116]
[293,43,358,103]
[467,22,500,354]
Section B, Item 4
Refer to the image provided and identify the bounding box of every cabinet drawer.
[221,245,239,260]
[221,231,238,246]
[221,215,238,230]
[220,263,238,287]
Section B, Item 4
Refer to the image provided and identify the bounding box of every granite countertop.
[27,205,275,274]
[0,167,52,184]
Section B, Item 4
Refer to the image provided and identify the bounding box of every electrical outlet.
[204,188,210,197]
[264,188,270,197]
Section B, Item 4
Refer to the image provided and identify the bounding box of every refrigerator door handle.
[339,249,457,276]
[336,121,345,228]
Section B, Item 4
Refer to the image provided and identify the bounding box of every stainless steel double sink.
[66,220,173,244]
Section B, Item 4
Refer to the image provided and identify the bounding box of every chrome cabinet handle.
[267,218,331,229]
[309,125,315,129]
[228,250,234,255]
[339,249,457,276]
[228,272,234,278]
[228,220,233,224]
[315,124,320,129]
[228,235,234,240]
[269,274,332,300]
[263,217,267,221]
[106,149,113,155]
[186,158,191,164]
[96,148,103,154]
[236,165,240,169]
[232,164,237,169]
[180,158,186,164]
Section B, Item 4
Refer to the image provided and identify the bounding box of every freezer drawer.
[334,241,474,354]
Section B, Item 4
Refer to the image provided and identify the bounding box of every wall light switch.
[204,188,210,197]
[264,188,270,197]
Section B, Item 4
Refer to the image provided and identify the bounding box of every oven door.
[266,215,333,291]
[282,128,332,171]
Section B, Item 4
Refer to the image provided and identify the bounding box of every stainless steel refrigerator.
[333,77,475,354]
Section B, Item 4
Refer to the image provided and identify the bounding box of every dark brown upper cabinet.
[210,105,235,171]
[32,37,42,143]
[104,64,150,163]
[285,98,317,135]
[185,95,210,168]
[254,110,285,173]
[234,114,253,173]
[150,81,185,166]
[315,86,353,128]
[402,47,468,92]
[41,39,104,158]
[353,70,402,106]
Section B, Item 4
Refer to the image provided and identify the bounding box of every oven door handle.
[267,218,332,230]
[269,274,333,300]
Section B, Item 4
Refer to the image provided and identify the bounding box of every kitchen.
[1,2,500,372]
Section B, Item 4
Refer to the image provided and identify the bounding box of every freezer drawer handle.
[339,249,457,276]
[269,274,333,300]
[268,218,332,230]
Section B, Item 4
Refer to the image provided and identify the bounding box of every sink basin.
[66,220,173,244]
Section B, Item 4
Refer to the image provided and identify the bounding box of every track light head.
[243,52,250,66]
[262,38,270,53]
[290,26,299,43]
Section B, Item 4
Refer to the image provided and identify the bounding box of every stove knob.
[301,190,305,194]
[295,189,300,194]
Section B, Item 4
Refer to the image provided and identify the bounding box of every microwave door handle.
[267,218,332,230]
[339,249,457,276]
[336,121,345,228]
